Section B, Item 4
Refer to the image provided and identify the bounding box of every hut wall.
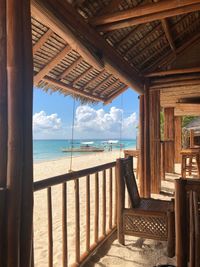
[164,107,175,173]
[175,116,182,163]
[149,90,161,194]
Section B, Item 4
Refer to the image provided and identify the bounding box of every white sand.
[33,150,176,267]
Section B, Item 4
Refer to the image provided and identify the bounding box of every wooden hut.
[1,0,200,266]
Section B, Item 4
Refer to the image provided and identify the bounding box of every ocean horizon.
[33,139,137,162]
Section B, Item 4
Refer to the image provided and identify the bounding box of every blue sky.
[33,87,139,139]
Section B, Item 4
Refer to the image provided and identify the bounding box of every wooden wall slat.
[62,182,68,267]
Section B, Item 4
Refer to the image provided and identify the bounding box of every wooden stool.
[124,149,139,178]
[180,148,200,178]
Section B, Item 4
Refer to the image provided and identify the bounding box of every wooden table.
[180,148,200,178]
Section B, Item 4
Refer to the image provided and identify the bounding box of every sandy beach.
[33,150,176,267]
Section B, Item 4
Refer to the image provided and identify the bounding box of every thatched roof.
[185,116,200,130]
[31,0,200,104]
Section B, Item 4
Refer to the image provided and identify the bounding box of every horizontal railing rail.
[33,161,117,267]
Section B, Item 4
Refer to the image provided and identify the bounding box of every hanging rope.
[69,96,76,172]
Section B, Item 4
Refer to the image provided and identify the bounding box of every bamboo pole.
[0,0,7,265]
[7,0,33,266]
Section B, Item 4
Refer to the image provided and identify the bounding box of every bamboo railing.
[33,161,117,267]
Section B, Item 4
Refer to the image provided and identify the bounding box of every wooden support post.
[0,0,7,264]
[139,95,145,197]
[164,107,175,173]
[7,0,33,266]
[175,179,188,267]
[140,81,151,198]
[149,90,161,194]
[175,117,182,163]
[190,129,195,148]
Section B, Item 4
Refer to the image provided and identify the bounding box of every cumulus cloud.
[33,111,62,131]
[74,105,137,139]
[33,111,63,139]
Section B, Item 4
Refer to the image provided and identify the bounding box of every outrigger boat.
[62,142,104,153]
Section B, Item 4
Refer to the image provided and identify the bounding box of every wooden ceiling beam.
[161,19,176,52]
[95,3,200,32]
[73,67,93,85]
[146,67,200,77]
[31,0,143,93]
[34,45,72,85]
[33,29,53,54]
[42,76,104,102]
[104,85,128,104]
[58,57,82,80]
[92,0,200,26]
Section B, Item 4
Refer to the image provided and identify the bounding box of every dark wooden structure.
[175,178,200,267]
[1,0,200,266]
[116,157,175,257]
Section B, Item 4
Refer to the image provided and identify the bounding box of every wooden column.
[139,95,145,196]
[149,90,161,194]
[7,0,33,266]
[144,83,151,197]
[0,0,7,265]
[139,82,151,197]
[175,116,182,163]
[164,107,175,173]
[190,129,194,148]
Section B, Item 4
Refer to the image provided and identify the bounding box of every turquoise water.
[33,139,136,162]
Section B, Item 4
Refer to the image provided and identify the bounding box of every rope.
[69,97,76,172]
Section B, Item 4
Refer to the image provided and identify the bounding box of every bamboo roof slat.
[34,46,72,85]
[73,67,93,85]
[33,29,53,54]
[92,75,113,93]
[42,77,104,102]
[59,57,83,80]
[161,19,176,52]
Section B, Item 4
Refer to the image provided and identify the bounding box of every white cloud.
[74,105,137,139]
[32,107,137,139]
[33,111,63,139]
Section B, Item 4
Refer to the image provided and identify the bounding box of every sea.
[33,139,137,162]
